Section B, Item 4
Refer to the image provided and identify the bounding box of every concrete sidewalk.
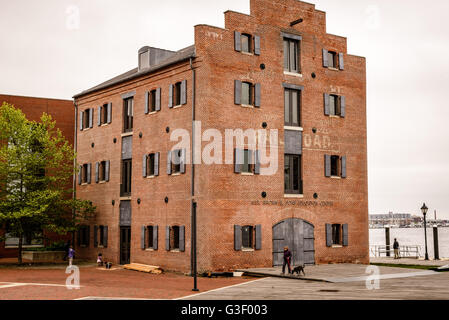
[237,264,440,283]
[370,257,449,267]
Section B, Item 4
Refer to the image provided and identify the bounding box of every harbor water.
[369,227,449,259]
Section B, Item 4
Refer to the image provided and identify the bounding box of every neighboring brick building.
[73,0,368,272]
[0,94,74,258]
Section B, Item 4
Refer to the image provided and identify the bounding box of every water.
[369,227,449,259]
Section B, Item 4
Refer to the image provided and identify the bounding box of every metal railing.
[370,245,422,258]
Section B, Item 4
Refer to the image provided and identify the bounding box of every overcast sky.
[1,0,448,218]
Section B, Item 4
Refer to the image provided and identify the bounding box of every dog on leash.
[291,264,305,276]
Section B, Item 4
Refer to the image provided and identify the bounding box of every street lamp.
[420,203,429,260]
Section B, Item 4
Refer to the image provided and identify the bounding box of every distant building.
[369,212,416,227]
[0,94,74,258]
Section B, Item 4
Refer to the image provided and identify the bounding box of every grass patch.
[370,263,437,270]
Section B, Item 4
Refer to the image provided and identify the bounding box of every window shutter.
[248,149,253,172]
[179,226,185,252]
[142,154,147,177]
[141,225,146,250]
[322,49,329,67]
[254,150,261,175]
[324,93,330,116]
[254,35,261,55]
[97,106,102,126]
[339,53,345,70]
[340,96,346,118]
[95,162,99,183]
[324,155,331,177]
[181,80,187,105]
[107,103,112,124]
[86,225,90,246]
[145,91,149,114]
[168,84,174,108]
[88,109,93,128]
[103,226,108,248]
[78,166,82,185]
[342,224,349,246]
[234,148,243,173]
[167,151,172,175]
[165,226,170,251]
[105,161,110,182]
[341,156,347,178]
[153,225,158,250]
[234,225,242,251]
[94,225,98,248]
[255,224,262,250]
[234,31,241,52]
[155,88,161,111]
[79,111,84,131]
[326,224,332,247]
[180,149,186,174]
[87,163,92,184]
[154,152,159,176]
[254,83,261,107]
[234,80,242,105]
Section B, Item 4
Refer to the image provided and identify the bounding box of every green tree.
[0,102,95,263]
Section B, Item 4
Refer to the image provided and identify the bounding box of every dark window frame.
[149,89,157,113]
[241,81,254,106]
[121,159,132,196]
[147,153,156,177]
[284,88,301,127]
[284,154,303,195]
[329,94,341,116]
[327,51,338,69]
[173,82,182,107]
[147,225,154,249]
[241,33,252,53]
[332,224,342,245]
[83,109,91,129]
[82,164,89,184]
[283,38,300,73]
[241,225,254,249]
[123,97,134,133]
[80,226,89,247]
[99,225,105,247]
[330,155,341,177]
[170,226,180,250]
[100,104,108,125]
[241,149,254,174]
[99,161,107,182]
[171,150,182,174]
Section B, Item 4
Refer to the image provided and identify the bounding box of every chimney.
[138,46,176,71]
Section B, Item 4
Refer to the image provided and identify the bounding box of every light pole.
[420,203,429,260]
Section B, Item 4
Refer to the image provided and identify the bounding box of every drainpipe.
[190,57,199,291]
[72,100,78,247]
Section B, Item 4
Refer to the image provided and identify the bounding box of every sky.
[1,0,448,218]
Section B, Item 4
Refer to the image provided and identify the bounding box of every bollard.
[385,227,390,257]
[433,226,439,260]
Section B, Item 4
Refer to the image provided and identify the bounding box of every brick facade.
[0,94,74,258]
[74,0,368,273]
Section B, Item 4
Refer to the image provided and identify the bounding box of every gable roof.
[73,45,195,99]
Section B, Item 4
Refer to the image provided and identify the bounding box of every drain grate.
[319,289,340,292]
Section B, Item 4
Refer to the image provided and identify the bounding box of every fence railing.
[370,245,422,258]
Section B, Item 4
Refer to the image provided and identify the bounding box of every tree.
[0,102,95,263]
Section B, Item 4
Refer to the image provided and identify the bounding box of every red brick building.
[0,94,74,258]
[73,0,368,272]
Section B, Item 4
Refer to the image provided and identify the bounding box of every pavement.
[370,257,449,267]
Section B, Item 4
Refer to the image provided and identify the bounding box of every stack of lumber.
[123,263,163,274]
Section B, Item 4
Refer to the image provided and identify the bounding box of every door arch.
[272,218,315,266]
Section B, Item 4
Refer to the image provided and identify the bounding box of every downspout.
[72,100,78,247]
[190,56,198,291]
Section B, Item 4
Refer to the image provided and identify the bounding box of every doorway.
[120,227,131,265]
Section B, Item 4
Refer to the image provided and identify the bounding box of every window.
[170,226,180,250]
[329,95,341,116]
[99,225,105,246]
[99,161,107,182]
[98,103,111,126]
[173,82,182,107]
[242,226,254,249]
[79,226,89,247]
[332,224,342,245]
[4,227,43,248]
[172,149,182,174]
[330,155,340,177]
[327,51,338,69]
[82,164,89,184]
[149,89,157,113]
[241,34,252,53]
[123,97,133,133]
[284,154,302,194]
[121,159,132,196]
[241,82,253,106]
[147,226,154,249]
[83,109,92,129]
[284,38,300,73]
[242,149,254,174]
[284,89,301,127]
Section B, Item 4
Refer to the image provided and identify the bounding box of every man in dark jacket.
[282,246,292,274]
[393,238,400,259]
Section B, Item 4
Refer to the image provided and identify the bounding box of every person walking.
[282,246,292,274]
[68,245,75,266]
[393,238,400,259]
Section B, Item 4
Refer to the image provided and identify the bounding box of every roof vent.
[138,46,176,71]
